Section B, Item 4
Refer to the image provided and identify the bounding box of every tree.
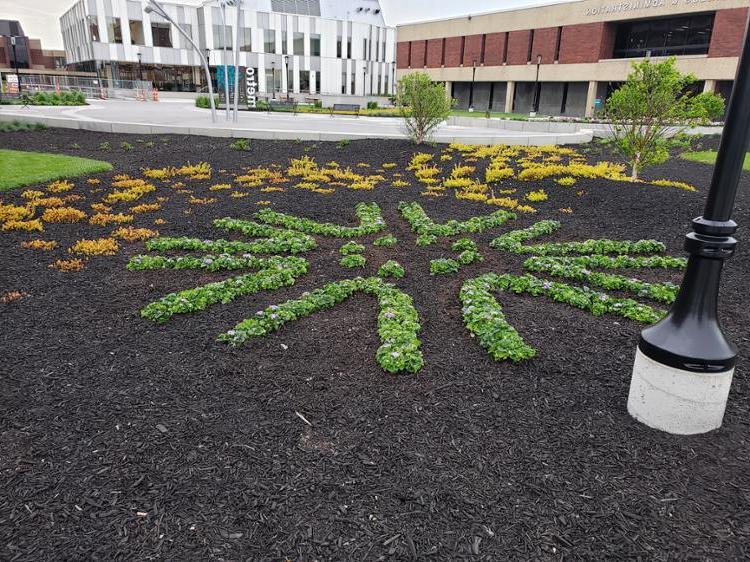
[605,57,725,179]
[397,72,453,144]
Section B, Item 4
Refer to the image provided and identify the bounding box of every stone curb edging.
[0,112,593,146]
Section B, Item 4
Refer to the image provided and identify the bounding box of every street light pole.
[10,36,22,95]
[145,0,216,122]
[232,0,243,123]
[626,12,750,434]
[137,51,143,81]
[217,0,230,120]
[271,61,276,99]
[531,54,542,115]
[469,58,477,111]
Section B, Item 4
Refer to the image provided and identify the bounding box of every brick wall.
[484,32,507,66]
[559,22,611,63]
[531,27,559,63]
[709,8,749,58]
[410,39,427,67]
[426,38,443,67]
[444,36,463,67]
[462,34,484,66]
[507,30,532,65]
[396,41,410,68]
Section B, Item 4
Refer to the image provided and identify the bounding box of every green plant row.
[378,260,404,279]
[522,256,680,304]
[146,234,314,255]
[399,201,516,237]
[139,256,308,323]
[339,241,365,255]
[127,253,291,272]
[255,202,386,237]
[340,254,366,268]
[491,220,666,256]
[218,277,424,373]
[461,272,668,363]
[524,254,687,270]
[373,234,398,247]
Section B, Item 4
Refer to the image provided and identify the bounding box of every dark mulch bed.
[1,129,748,560]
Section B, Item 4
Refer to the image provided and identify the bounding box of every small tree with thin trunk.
[605,57,725,179]
[397,72,453,144]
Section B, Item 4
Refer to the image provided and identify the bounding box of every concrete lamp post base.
[627,348,734,435]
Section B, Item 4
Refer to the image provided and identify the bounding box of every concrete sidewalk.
[0,99,594,145]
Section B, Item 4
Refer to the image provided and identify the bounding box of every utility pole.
[531,54,542,115]
[10,36,22,95]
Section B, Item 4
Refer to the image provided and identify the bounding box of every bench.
[330,103,360,117]
[267,100,298,115]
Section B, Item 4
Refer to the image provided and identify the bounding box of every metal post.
[627,11,750,434]
[137,52,143,81]
[146,1,216,122]
[532,54,542,114]
[218,0,230,120]
[469,59,476,110]
[10,37,21,95]
[233,0,243,122]
[271,61,276,99]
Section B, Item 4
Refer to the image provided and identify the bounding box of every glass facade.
[613,14,715,58]
[129,20,144,45]
[107,17,123,44]
[213,24,233,49]
[264,29,275,53]
[311,33,321,56]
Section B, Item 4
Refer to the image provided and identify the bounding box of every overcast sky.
[0,0,565,50]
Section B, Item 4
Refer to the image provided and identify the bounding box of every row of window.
[406,13,716,67]
[87,15,386,61]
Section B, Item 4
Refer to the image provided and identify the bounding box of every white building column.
[504,81,515,114]
[585,80,598,117]
[704,79,717,93]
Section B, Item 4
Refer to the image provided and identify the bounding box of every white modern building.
[59,0,396,98]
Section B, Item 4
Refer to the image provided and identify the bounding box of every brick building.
[396,0,749,117]
[0,20,66,72]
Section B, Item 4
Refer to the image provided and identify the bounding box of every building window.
[107,17,123,44]
[151,23,172,48]
[459,36,465,65]
[503,31,509,64]
[363,38,368,59]
[384,73,389,95]
[614,14,715,58]
[311,33,320,57]
[88,16,100,42]
[263,29,275,53]
[293,32,304,55]
[288,66,294,92]
[314,71,320,94]
[347,36,352,59]
[299,69,310,92]
[129,20,145,45]
[337,35,342,58]
[527,30,534,62]
[480,34,486,64]
[265,67,280,94]
[281,31,288,55]
[240,27,252,52]
[213,25,233,49]
[382,41,385,61]
[441,38,446,65]
[554,26,562,61]
[351,71,355,95]
[342,71,347,93]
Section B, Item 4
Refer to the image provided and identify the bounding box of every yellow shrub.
[90,213,134,226]
[408,153,434,169]
[651,179,696,191]
[287,156,318,177]
[230,191,249,198]
[209,183,233,191]
[154,218,167,225]
[189,196,216,204]
[0,203,33,222]
[443,177,475,189]
[104,179,155,204]
[47,180,74,193]
[112,226,159,241]
[391,180,410,188]
[91,203,112,213]
[86,178,102,185]
[486,197,519,209]
[450,165,475,178]
[261,187,285,193]
[22,239,58,250]
[49,258,85,272]
[555,177,577,186]
[526,189,548,202]
[3,219,43,232]
[131,203,161,213]
[70,238,120,256]
[42,207,87,223]
[456,191,488,202]
[256,200,272,205]
[516,205,538,213]
[485,167,514,183]
[381,163,397,169]
[34,197,65,208]
[21,190,44,200]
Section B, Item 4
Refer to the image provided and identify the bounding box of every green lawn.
[681,150,750,171]
[0,149,112,191]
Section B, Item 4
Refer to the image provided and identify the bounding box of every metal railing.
[8,74,154,100]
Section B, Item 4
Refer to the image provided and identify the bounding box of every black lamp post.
[469,58,477,111]
[10,36,22,95]
[137,51,143,80]
[271,61,276,99]
[532,54,542,114]
[627,12,750,434]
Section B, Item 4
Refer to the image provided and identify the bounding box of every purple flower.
[384,312,396,319]
[543,282,552,290]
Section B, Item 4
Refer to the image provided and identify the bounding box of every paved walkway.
[0,99,593,145]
